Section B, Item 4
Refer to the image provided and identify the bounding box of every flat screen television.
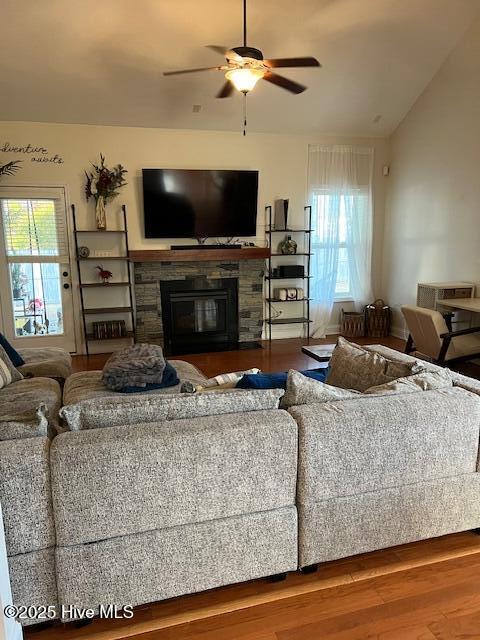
[142,168,258,238]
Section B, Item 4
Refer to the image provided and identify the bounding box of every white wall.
[382,17,480,337]
[0,121,389,351]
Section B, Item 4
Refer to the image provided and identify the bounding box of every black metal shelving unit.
[72,204,135,355]
[265,205,313,342]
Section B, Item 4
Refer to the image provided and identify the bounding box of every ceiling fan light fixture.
[225,67,264,93]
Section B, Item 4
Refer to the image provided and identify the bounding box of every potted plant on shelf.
[85,154,127,230]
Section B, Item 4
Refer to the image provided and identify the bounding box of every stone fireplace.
[134,258,265,355]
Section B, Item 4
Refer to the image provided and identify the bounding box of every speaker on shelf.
[278,264,305,278]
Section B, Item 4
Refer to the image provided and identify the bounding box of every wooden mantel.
[129,247,270,263]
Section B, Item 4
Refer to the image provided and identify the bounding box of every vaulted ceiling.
[1,0,479,136]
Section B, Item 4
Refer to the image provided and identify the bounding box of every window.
[0,188,69,337]
[311,190,369,300]
[307,144,373,338]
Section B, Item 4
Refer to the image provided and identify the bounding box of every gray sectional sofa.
[2,343,480,627]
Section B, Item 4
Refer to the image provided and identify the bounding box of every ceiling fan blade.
[264,56,321,68]
[262,71,307,94]
[216,81,235,98]
[163,66,220,76]
[206,45,229,55]
[206,45,244,63]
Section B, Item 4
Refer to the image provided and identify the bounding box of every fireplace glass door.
[171,292,227,335]
[161,278,238,355]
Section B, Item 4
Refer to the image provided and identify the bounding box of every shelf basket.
[340,309,365,338]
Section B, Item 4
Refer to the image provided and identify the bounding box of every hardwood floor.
[25,532,480,640]
[72,335,406,376]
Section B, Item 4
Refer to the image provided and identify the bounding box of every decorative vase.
[278,235,297,255]
[95,196,107,230]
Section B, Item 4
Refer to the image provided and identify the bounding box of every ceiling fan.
[163,0,321,98]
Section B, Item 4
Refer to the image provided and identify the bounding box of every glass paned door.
[0,188,76,352]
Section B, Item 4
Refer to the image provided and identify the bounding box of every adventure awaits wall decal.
[0,142,64,164]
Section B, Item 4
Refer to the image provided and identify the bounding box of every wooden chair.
[401,304,480,365]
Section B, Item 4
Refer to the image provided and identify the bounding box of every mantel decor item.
[78,246,90,259]
[85,154,127,230]
[278,235,297,255]
[96,265,113,284]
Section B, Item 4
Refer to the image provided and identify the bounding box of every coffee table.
[301,344,336,367]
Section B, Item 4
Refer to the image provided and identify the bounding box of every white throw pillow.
[185,368,261,392]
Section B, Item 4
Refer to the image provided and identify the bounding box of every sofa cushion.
[0,377,62,440]
[0,405,49,441]
[55,508,297,616]
[17,347,72,382]
[0,344,23,388]
[291,386,480,503]
[62,359,207,405]
[51,410,298,546]
[282,370,359,408]
[298,474,480,567]
[61,388,284,431]
[364,368,453,395]
[0,437,55,556]
[326,337,423,391]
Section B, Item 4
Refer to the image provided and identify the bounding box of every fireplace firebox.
[160,278,238,355]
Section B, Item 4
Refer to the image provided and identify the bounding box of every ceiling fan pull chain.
[243,92,247,136]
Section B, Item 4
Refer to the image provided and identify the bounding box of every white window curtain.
[308,145,374,338]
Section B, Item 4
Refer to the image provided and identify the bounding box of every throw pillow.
[0,345,23,389]
[364,368,453,395]
[60,388,284,431]
[237,368,328,390]
[184,368,261,393]
[282,369,359,408]
[326,337,424,392]
[0,333,24,368]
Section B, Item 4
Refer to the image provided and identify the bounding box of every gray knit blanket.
[102,344,166,391]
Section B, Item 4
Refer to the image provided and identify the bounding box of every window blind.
[0,187,68,263]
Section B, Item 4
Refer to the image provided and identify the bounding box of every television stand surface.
[172,244,243,250]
